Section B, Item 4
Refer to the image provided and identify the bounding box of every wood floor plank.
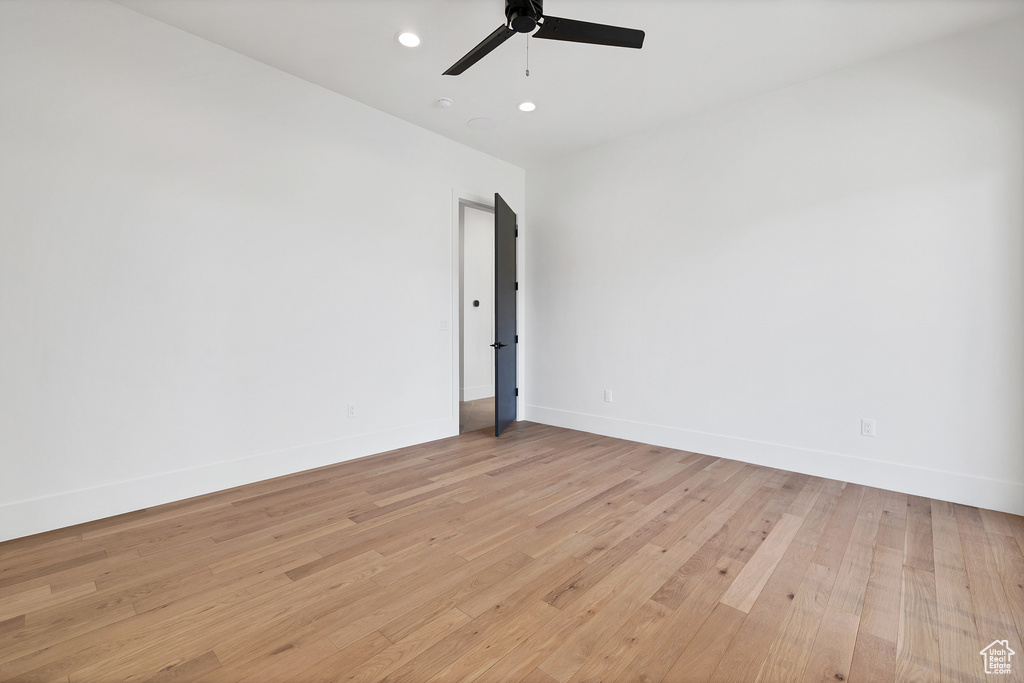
[0,422,1017,683]
[826,486,883,618]
[455,534,595,619]
[618,551,746,681]
[134,543,322,615]
[0,551,107,591]
[0,581,97,622]
[425,600,557,683]
[627,455,715,506]
[662,602,746,683]
[376,551,532,643]
[1,591,138,668]
[896,565,942,683]
[858,545,903,646]
[0,614,26,636]
[955,505,1022,645]
[67,571,375,682]
[0,573,289,681]
[930,499,983,683]
[520,668,560,683]
[341,609,471,683]
[375,559,584,683]
[988,531,1024,646]
[720,512,804,613]
[650,465,764,553]
[563,600,670,683]
[470,539,674,683]
[0,538,105,587]
[848,631,897,683]
[755,561,833,682]
[284,631,392,683]
[978,508,1016,537]
[905,494,936,573]
[193,636,340,683]
[707,481,841,683]
[325,543,556,653]
[1007,513,1024,566]
[801,604,860,683]
[537,543,673,681]
[143,650,222,683]
[811,484,865,574]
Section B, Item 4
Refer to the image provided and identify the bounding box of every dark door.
[493,193,517,437]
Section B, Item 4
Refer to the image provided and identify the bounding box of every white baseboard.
[461,385,495,402]
[525,405,1024,516]
[0,419,456,543]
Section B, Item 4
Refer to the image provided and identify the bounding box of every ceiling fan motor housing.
[506,0,542,33]
[443,0,642,76]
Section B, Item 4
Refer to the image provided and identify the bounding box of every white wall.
[527,19,1024,515]
[0,0,525,542]
[461,205,495,401]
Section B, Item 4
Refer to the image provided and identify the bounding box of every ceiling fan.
[443,0,645,76]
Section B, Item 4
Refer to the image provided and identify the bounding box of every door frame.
[450,190,495,433]
[457,198,495,404]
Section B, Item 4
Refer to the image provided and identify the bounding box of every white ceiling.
[112,0,1024,169]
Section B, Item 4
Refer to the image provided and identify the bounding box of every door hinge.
[515,282,519,291]
[515,388,519,396]
[515,228,519,237]
[515,335,518,344]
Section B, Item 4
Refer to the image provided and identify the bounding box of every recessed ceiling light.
[397,32,420,47]
[518,101,537,112]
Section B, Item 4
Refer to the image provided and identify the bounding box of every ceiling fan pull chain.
[526,34,530,77]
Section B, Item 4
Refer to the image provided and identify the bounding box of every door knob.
[490,342,507,349]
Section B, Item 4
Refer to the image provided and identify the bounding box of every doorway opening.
[459,201,495,433]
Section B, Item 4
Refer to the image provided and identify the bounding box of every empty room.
[1,0,1023,681]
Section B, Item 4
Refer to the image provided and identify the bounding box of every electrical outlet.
[861,418,876,437]
[604,389,613,403]
[440,319,449,331]
[348,404,357,418]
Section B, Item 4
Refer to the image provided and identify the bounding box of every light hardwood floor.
[459,398,494,434]
[1,422,1022,682]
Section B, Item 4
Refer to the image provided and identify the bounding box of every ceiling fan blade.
[533,16,645,49]
[443,24,517,75]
